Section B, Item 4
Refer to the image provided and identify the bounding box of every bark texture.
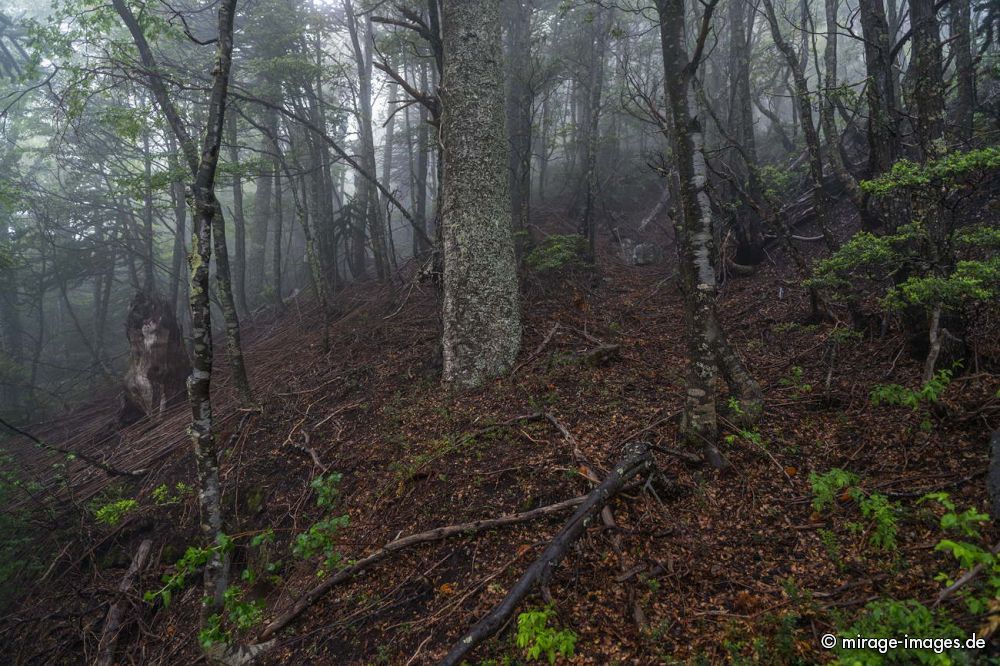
[439,0,522,388]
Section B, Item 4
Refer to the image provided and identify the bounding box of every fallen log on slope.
[439,441,654,666]
[258,492,593,640]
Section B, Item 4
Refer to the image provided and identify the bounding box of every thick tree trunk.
[858,0,899,176]
[440,0,522,388]
[909,0,946,158]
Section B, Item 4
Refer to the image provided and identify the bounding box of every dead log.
[258,492,592,640]
[439,442,654,666]
[96,538,153,666]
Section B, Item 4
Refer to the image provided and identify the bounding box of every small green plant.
[292,515,349,574]
[144,534,234,607]
[293,472,349,575]
[152,481,194,506]
[856,492,899,550]
[198,613,229,649]
[809,469,859,512]
[223,586,265,631]
[779,366,813,397]
[810,470,898,550]
[515,606,577,664]
[819,528,842,568]
[94,498,137,526]
[870,369,953,410]
[311,472,343,509]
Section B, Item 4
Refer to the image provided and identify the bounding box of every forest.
[0,0,998,663]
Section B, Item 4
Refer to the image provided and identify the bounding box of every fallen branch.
[258,492,590,640]
[439,442,654,666]
[96,539,153,666]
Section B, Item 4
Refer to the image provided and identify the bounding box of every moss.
[524,234,590,272]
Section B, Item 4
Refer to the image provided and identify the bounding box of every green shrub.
[525,234,589,272]
[834,599,967,665]
[515,606,577,664]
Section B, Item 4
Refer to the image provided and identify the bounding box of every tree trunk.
[820,0,877,228]
[762,0,839,251]
[656,0,761,467]
[858,0,900,176]
[504,0,533,248]
[950,0,974,142]
[226,112,251,318]
[909,0,946,158]
[440,0,522,388]
[112,0,240,615]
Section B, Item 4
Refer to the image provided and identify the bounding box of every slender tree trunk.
[762,0,839,251]
[820,0,876,227]
[226,112,250,318]
[112,0,241,616]
[951,0,974,142]
[248,108,275,301]
[272,167,284,308]
[504,0,533,247]
[657,0,762,466]
[141,123,156,292]
[440,0,522,387]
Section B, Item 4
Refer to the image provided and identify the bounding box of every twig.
[0,416,146,477]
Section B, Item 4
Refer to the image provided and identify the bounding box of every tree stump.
[120,292,189,425]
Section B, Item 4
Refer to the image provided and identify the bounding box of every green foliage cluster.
[833,599,966,665]
[870,368,953,431]
[94,498,137,526]
[0,453,44,611]
[525,234,589,272]
[870,369,953,411]
[515,606,577,664]
[809,469,899,550]
[152,482,193,506]
[143,534,234,608]
[808,148,999,318]
[293,472,349,575]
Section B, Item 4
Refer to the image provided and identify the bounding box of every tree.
[111,0,241,613]
[439,0,521,387]
[655,0,762,467]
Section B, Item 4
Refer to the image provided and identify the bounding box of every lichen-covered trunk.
[440,0,521,388]
[909,0,946,158]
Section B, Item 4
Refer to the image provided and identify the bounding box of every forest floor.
[4,204,1000,665]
